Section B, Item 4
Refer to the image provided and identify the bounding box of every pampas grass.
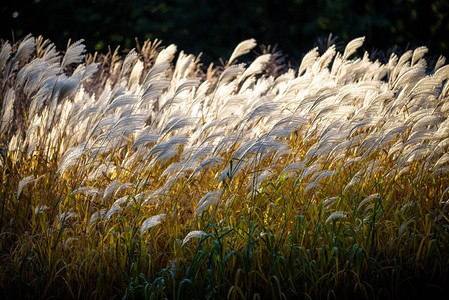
[1,34,449,299]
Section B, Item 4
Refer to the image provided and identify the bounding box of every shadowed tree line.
[1,0,449,62]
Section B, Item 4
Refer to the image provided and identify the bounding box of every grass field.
[1,35,449,299]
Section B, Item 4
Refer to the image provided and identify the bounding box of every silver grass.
[78,106,101,123]
[132,132,160,149]
[173,79,200,98]
[408,77,444,99]
[271,145,290,163]
[161,162,183,177]
[173,51,195,79]
[239,54,271,84]
[298,47,319,75]
[300,164,321,179]
[140,214,166,233]
[4,35,35,78]
[411,46,428,66]
[73,186,100,196]
[102,180,121,202]
[344,172,363,191]
[147,136,189,158]
[17,176,36,198]
[74,62,99,81]
[440,186,449,204]
[56,74,82,101]
[404,108,434,125]
[228,38,257,66]
[129,60,144,90]
[325,211,347,224]
[6,35,449,224]
[158,95,184,112]
[307,91,337,112]
[233,140,256,160]
[153,148,178,165]
[40,41,60,64]
[110,196,129,210]
[388,140,404,159]
[182,230,207,246]
[87,164,108,181]
[58,143,86,175]
[398,218,415,238]
[434,153,449,170]
[429,65,449,84]
[141,79,170,103]
[202,116,238,132]
[361,160,383,176]
[195,190,222,215]
[155,44,177,65]
[434,56,446,72]
[330,52,343,76]
[304,181,319,195]
[143,62,170,87]
[313,170,336,183]
[342,37,365,60]
[115,183,133,196]
[26,141,38,158]
[280,162,306,177]
[430,166,449,178]
[218,64,245,84]
[366,125,409,154]
[270,115,307,132]
[160,116,198,137]
[1,89,15,133]
[357,194,379,211]
[192,156,224,174]
[440,81,449,102]
[89,209,107,227]
[61,39,85,69]
[393,50,413,77]
[104,206,121,221]
[247,169,273,191]
[246,102,279,124]
[213,133,240,154]
[267,127,297,140]
[357,132,381,155]
[313,45,336,72]
[57,211,78,224]
[133,192,148,203]
[328,136,361,158]
[392,61,426,91]
[109,114,146,136]
[121,49,138,77]
[323,197,338,209]
[0,42,12,72]
[218,161,245,184]
[106,94,139,112]
[16,58,58,92]
[403,144,433,163]
[403,130,434,148]
[107,86,127,104]
[411,114,441,132]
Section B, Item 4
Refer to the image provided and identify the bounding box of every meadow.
[1,35,449,299]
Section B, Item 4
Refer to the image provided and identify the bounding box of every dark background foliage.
[1,0,449,63]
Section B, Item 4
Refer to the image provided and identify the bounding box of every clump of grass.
[1,34,449,299]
